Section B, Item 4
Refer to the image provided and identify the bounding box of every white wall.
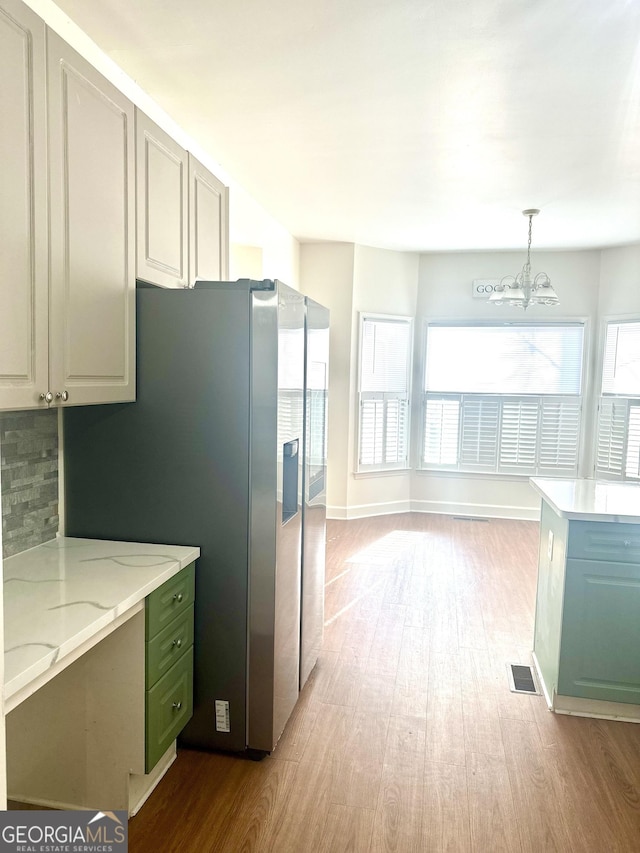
[346,245,419,517]
[229,244,264,281]
[299,243,355,515]
[598,243,640,317]
[413,250,602,518]
[228,186,300,288]
[300,243,420,519]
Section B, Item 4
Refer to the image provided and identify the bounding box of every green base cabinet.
[145,562,196,771]
[534,507,640,707]
[558,558,640,705]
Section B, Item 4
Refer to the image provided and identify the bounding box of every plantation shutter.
[383,396,410,464]
[459,397,500,470]
[499,399,540,472]
[358,314,413,471]
[625,404,640,479]
[596,398,627,478]
[359,397,385,466]
[423,397,460,466]
[538,397,582,473]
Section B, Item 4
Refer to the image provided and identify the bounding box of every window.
[421,323,584,476]
[357,314,413,471]
[596,320,640,480]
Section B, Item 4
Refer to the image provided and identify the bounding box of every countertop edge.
[530,478,640,523]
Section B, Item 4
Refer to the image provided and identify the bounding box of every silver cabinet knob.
[172,701,182,711]
[56,390,69,402]
[172,638,183,648]
[173,592,184,603]
[40,391,54,404]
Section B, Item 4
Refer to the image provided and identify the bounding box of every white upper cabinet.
[47,31,135,406]
[1,0,228,411]
[0,2,135,411]
[188,154,229,283]
[0,0,48,410]
[136,111,189,288]
[136,110,229,288]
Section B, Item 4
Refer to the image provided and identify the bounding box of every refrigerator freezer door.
[248,283,305,752]
[300,299,329,688]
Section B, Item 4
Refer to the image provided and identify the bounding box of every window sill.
[415,468,580,482]
[353,468,412,479]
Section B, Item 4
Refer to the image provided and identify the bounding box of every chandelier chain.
[525,214,533,272]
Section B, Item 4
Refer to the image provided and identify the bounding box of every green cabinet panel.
[533,501,568,699]
[145,562,196,773]
[558,558,640,704]
[146,604,194,688]
[534,498,640,711]
[145,647,194,772]
[146,561,195,637]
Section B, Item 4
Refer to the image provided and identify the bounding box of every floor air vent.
[507,663,539,695]
[453,516,489,522]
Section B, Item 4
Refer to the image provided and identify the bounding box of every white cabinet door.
[136,110,188,288]
[47,31,135,405]
[0,0,48,410]
[188,154,229,283]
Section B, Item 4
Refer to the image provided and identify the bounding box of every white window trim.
[356,312,414,473]
[594,314,640,481]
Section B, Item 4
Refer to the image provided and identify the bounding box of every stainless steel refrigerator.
[63,279,329,755]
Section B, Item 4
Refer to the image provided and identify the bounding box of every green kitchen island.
[531,478,640,721]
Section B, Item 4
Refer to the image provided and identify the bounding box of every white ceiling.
[53,0,640,252]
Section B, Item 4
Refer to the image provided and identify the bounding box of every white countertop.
[530,478,640,523]
[3,536,199,708]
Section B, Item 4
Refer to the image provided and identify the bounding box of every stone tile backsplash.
[1,409,59,558]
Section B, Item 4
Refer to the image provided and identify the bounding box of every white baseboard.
[327,500,411,520]
[552,693,640,723]
[7,794,94,811]
[409,499,539,521]
[128,744,177,816]
[327,500,539,522]
[532,651,554,710]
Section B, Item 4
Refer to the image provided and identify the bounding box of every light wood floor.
[130,514,640,852]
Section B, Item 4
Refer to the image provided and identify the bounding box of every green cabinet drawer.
[558,558,640,704]
[567,521,640,564]
[146,646,194,772]
[146,604,194,688]
[146,562,195,638]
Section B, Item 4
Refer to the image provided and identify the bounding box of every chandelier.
[489,209,559,309]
